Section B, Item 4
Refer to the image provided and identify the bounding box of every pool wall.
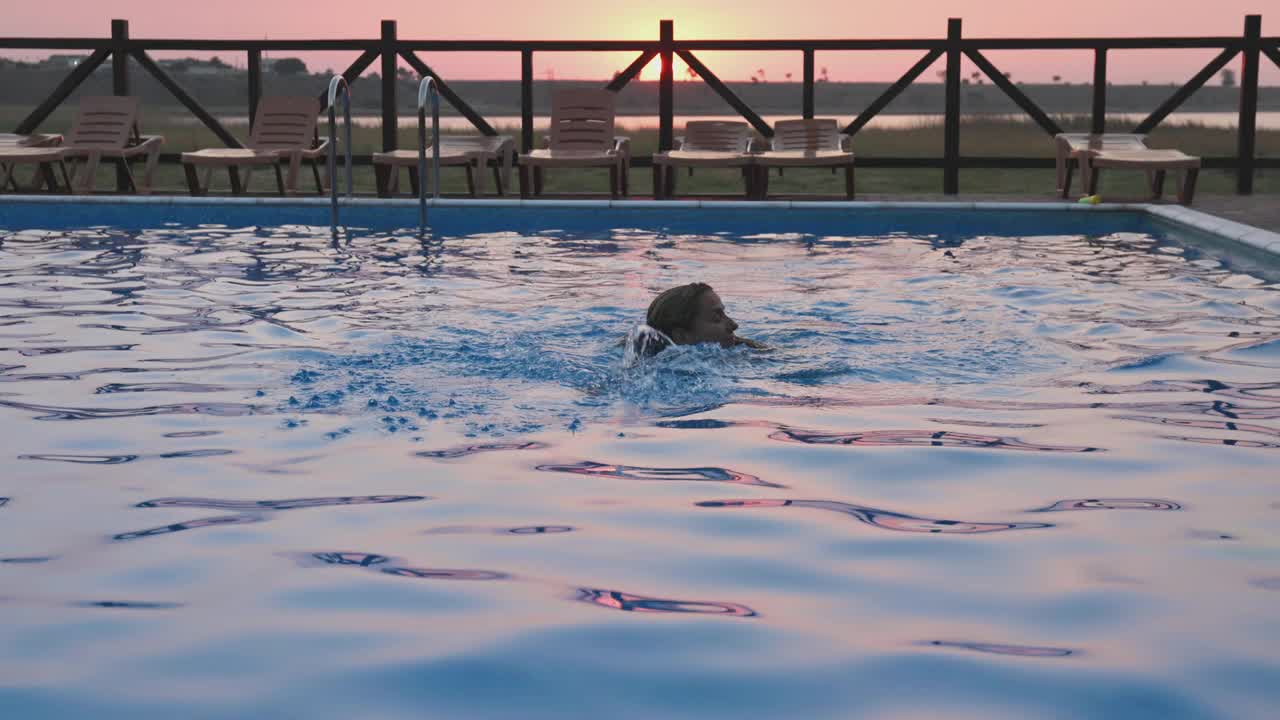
[1,195,1278,260]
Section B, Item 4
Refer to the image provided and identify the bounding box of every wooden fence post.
[943,18,961,195]
[803,49,815,119]
[248,50,262,131]
[1091,48,1107,135]
[111,19,131,191]
[659,20,674,153]
[1237,14,1260,195]
[381,20,398,152]
[521,50,533,153]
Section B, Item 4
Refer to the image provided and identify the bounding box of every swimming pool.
[1,199,1278,719]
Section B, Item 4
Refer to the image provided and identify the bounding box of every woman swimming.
[631,282,763,357]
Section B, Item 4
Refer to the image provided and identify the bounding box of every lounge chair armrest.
[311,137,331,153]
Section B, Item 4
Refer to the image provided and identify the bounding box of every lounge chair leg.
[665,164,676,198]
[493,165,505,196]
[742,167,753,199]
[228,167,243,195]
[465,165,477,196]
[1179,168,1198,205]
[609,164,619,200]
[407,168,420,198]
[620,164,629,197]
[533,166,544,196]
[1151,170,1166,200]
[311,160,324,194]
[845,164,855,200]
[1087,167,1100,196]
[758,167,770,200]
[374,164,391,198]
[38,162,58,192]
[652,166,663,199]
[57,161,72,193]
[117,158,137,193]
[183,163,203,196]
[1061,162,1074,199]
[274,164,286,195]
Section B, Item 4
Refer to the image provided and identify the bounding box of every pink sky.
[5,0,1278,84]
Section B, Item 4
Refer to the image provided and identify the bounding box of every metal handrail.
[417,76,441,233]
[326,75,353,234]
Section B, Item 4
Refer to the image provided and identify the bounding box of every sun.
[639,55,693,82]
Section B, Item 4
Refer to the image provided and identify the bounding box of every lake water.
[1,205,1278,718]
[204,111,1280,132]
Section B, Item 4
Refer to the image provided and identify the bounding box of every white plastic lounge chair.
[373,134,516,197]
[1084,148,1201,205]
[1054,133,1147,198]
[519,89,629,199]
[753,119,855,199]
[651,120,755,199]
[0,97,163,194]
[181,96,329,196]
[0,133,63,191]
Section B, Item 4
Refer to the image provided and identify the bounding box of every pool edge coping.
[3,194,1278,258]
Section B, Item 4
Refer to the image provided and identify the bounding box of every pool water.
[1,206,1278,719]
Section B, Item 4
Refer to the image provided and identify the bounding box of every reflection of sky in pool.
[1,207,1279,719]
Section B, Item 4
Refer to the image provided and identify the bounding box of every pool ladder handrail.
[417,76,442,233]
[326,75,354,234]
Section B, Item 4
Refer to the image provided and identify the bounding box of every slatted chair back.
[248,96,321,151]
[681,121,752,152]
[66,96,139,149]
[548,89,616,152]
[771,119,845,152]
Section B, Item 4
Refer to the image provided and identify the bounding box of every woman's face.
[672,290,738,348]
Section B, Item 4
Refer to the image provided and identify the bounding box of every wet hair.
[646,282,713,339]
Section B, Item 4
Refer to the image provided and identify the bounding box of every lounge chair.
[1083,148,1201,205]
[651,120,755,199]
[753,119,855,199]
[181,96,328,196]
[0,96,163,194]
[373,134,516,197]
[519,89,629,199]
[1054,133,1147,198]
[0,133,62,191]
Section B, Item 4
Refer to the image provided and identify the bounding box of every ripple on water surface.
[0,217,1278,718]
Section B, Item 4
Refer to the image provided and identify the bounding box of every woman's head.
[646,282,739,348]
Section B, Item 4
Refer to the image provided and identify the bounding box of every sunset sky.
[4,1,1277,85]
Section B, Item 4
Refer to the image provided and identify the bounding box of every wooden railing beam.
[398,51,497,136]
[14,48,110,134]
[844,49,943,135]
[317,49,379,113]
[606,50,657,92]
[1132,47,1238,133]
[677,50,774,137]
[966,49,1064,136]
[132,50,243,148]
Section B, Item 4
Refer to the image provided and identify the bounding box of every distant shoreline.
[2,69,1277,118]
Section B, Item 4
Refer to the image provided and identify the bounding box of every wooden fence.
[3,16,1278,194]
